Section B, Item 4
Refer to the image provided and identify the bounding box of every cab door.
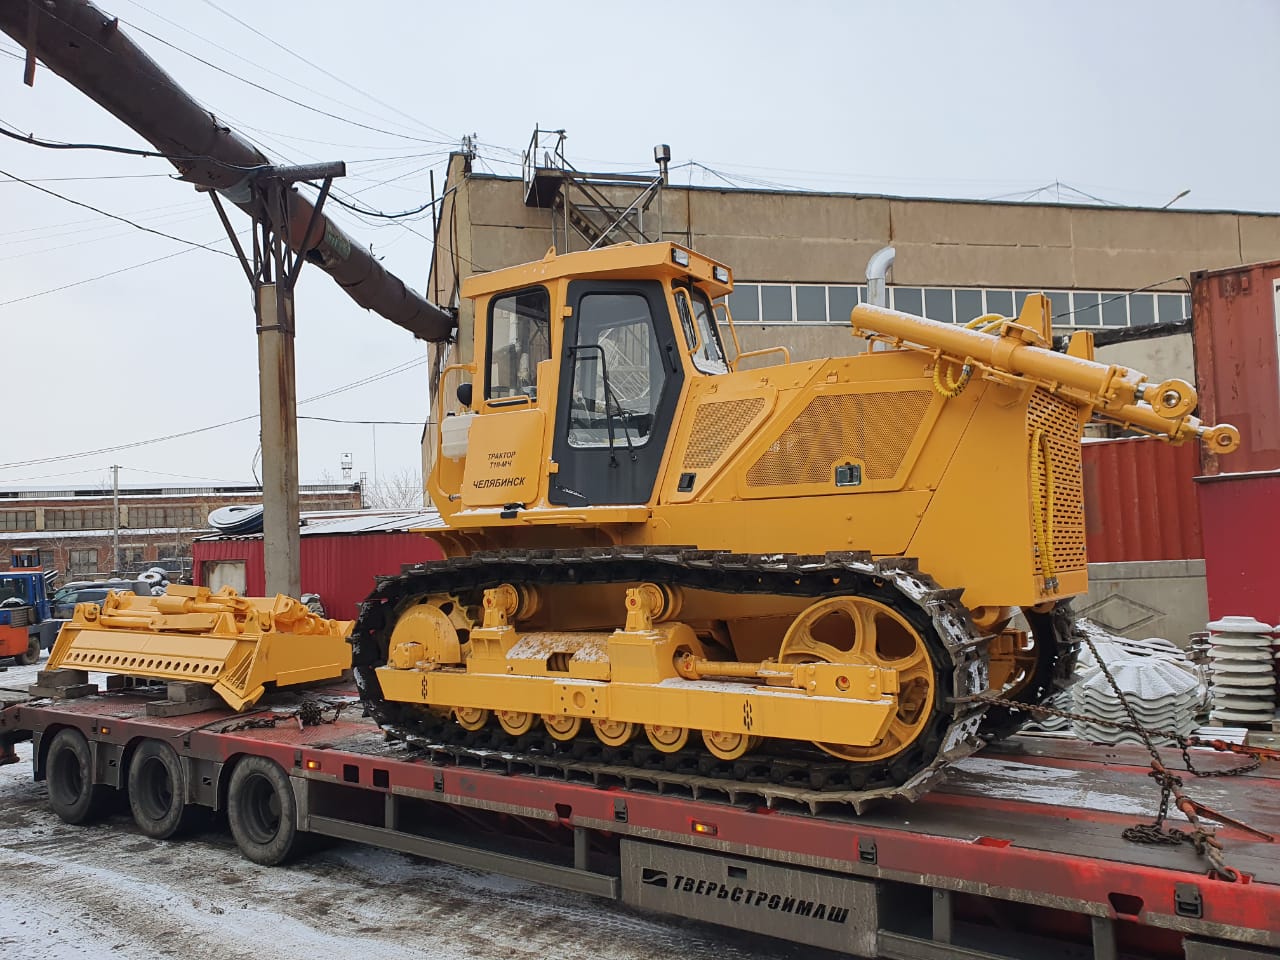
[549,280,683,506]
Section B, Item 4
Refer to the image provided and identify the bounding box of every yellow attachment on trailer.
[47,584,353,710]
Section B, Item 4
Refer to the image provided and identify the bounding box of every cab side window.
[487,287,551,401]
[568,293,664,448]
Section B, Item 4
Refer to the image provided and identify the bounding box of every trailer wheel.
[227,756,302,866]
[127,740,194,839]
[46,728,109,824]
[16,635,39,666]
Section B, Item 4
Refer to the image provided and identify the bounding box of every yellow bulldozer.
[341,240,1238,801]
[44,240,1235,802]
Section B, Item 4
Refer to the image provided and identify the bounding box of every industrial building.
[0,482,362,579]
[426,135,1280,396]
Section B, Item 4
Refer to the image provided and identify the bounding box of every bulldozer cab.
[433,243,734,518]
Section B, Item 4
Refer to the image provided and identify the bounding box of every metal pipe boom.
[0,0,455,342]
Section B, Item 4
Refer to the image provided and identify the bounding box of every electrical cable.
[0,246,201,308]
[0,167,234,257]
[0,118,265,172]
[117,18,454,147]
[299,416,422,426]
[117,1,446,148]
[0,357,430,471]
[195,0,458,144]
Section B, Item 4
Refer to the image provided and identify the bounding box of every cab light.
[305,759,321,771]
[691,819,718,836]
[712,265,729,284]
[672,247,690,267]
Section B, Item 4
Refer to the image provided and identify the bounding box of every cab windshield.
[674,285,729,375]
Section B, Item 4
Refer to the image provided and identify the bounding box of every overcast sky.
[0,0,1276,495]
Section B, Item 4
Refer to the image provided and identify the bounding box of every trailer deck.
[2,681,1277,960]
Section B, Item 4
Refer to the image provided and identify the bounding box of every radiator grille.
[746,391,933,487]
[682,397,767,470]
[1028,390,1086,571]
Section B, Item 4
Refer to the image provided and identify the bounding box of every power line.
[0,246,200,308]
[0,173,172,183]
[299,416,422,426]
[0,358,430,470]
[118,1,446,148]
[0,118,265,172]
[0,167,234,257]
[195,0,458,144]
[117,18,454,147]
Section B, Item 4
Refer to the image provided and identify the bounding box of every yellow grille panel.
[746,391,933,487]
[682,397,767,470]
[1027,390,1086,571]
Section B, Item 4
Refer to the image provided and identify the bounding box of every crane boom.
[0,0,455,342]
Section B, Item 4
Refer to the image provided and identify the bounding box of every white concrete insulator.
[1206,615,1278,724]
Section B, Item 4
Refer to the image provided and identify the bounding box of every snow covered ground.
[0,656,810,960]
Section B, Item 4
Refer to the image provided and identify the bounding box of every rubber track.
[352,547,991,810]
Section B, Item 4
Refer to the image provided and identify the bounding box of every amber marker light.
[691,819,718,836]
[305,759,321,770]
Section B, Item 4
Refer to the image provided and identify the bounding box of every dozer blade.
[46,584,353,711]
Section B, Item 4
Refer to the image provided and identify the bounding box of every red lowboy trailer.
[1,682,1277,960]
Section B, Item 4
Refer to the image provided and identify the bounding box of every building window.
[729,281,1189,331]
[924,288,954,324]
[46,508,114,531]
[1129,293,1155,327]
[795,285,828,322]
[116,545,145,570]
[954,289,984,324]
[0,511,36,531]
[760,285,794,322]
[130,506,207,529]
[828,286,860,324]
[892,287,923,315]
[984,290,1014,317]
[69,548,98,576]
[728,284,760,322]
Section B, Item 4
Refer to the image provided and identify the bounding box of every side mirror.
[456,382,473,408]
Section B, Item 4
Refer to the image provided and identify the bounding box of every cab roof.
[461,241,733,301]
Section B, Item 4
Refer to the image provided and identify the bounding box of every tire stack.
[1206,616,1277,727]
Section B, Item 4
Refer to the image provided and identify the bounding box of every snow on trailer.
[1,677,1277,960]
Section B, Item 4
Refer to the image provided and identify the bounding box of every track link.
[352,547,991,809]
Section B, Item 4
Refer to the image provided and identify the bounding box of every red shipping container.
[1196,471,1280,625]
[193,520,444,621]
[1081,436,1203,563]
[1192,259,1280,476]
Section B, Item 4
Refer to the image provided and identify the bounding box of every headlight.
[712,265,729,284]
[671,247,690,267]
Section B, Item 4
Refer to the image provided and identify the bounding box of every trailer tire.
[127,740,193,839]
[16,635,39,666]
[46,728,109,825]
[227,756,302,866]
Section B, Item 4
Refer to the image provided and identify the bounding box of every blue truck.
[0,558,59,666]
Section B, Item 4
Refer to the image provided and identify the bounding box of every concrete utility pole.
[111,464,120,576]
[209,161,346,598]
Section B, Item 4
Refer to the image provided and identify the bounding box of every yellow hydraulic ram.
[47,584,353,710]
[851,296,1241,454]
